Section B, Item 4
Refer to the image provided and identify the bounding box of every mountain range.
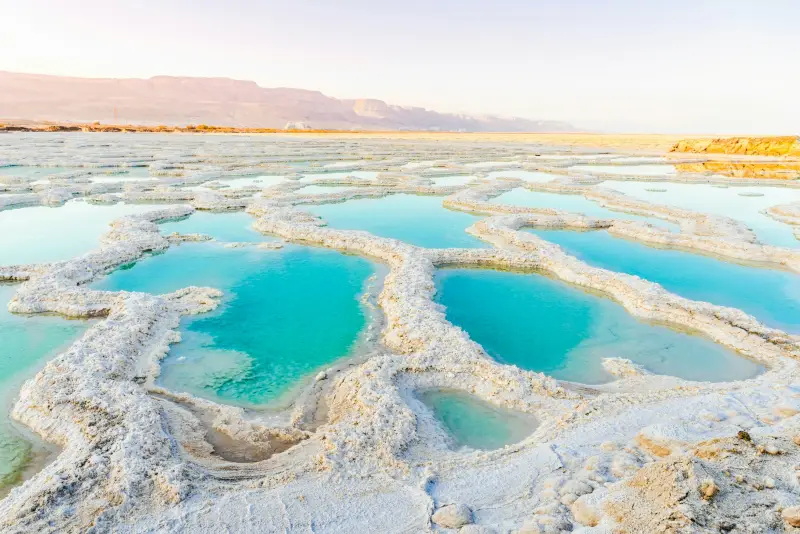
[0,71,574,132]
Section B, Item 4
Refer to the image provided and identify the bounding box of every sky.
[2,0,798,133]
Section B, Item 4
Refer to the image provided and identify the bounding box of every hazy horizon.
[3,0,798,134]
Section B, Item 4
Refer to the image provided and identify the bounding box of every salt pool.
[418,389,537,450]
[600,181,800,248]
[159,211,272,243]
[93,242,375,407]
[0,200,160,266]
[0,284,88,496]
[435,268,762,384]
[493,188,677,230]
[306,194,486,248]
[532,229,800,333]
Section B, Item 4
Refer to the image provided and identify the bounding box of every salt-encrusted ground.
[1,134,800,533]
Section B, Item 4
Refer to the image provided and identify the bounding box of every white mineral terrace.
[1,134,800,532]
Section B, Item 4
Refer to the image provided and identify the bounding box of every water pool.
[532,229,800,333]
[435,268,762,384]
[601,181,800,248]
[493,188,677,230]
[306,194,486,248]
[418,389,537,450]
[93,242,375,406]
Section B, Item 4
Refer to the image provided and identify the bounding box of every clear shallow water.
[493,188,677,230]
[0,284,88,494]
[0,200,158,266]
[93,242,374,406]
[532,229,800,333]
[573,164,677,176]
[159,211,273,243]
[435,269,762,383]
[418,389,537,450]
[601,181,800,248]
[306,194,486,248]
[0,167,78,178]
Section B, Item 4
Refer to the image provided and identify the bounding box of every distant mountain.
[0,71,575,132]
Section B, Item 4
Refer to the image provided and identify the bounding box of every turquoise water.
[306,194,486,248]
[602,181,800,248]
[418,389,537,450]
[493,188,677,230]
[0,167,77,178]
[0,284,88,494]
[435,268,762,383]
[532,229,800,333]
[0,200,159,266]
[93,242,374,406]
[159,211,272,243]
[573,164,677,176]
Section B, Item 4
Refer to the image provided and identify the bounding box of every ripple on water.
[435,268,763,383]
[306,194,486,248]
[418,389,537,450]
[93,242,375,406]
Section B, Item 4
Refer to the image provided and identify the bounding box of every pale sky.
[2,0,797,133]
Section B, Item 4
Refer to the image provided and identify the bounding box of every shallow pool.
[159,211,272,243]
[0,200,160,266]
[493,188,677,230]
[306,194,486,248]
[93,242,375,406]
[0,284,87,495]
[486,170,559,183]
[601,181,800,248]
[532,229,800,333]
[435,268,762,383]
[418,389,537,450]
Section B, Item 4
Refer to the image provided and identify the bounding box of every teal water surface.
[532,229,800,333]
[601,181,800,248]
[435,268,762,383]
[159,211,272,243]
[306,194,486,248]
[418,389,537,450]
[94,242,374,406]
[493,188,677,230]
[0,200,159,266]
[0,284,87,494]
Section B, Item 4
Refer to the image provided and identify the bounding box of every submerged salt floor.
[93,242,374,406]
[435,268,762,383]
[493,188,678,230]
[306,194,486,248]
[601,180,800,248]
[532,229,800,333]
[0,284,87,495]
[0,200,160,266]
[418,389,537,450]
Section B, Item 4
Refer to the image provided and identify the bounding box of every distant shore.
[1,121,797,156]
